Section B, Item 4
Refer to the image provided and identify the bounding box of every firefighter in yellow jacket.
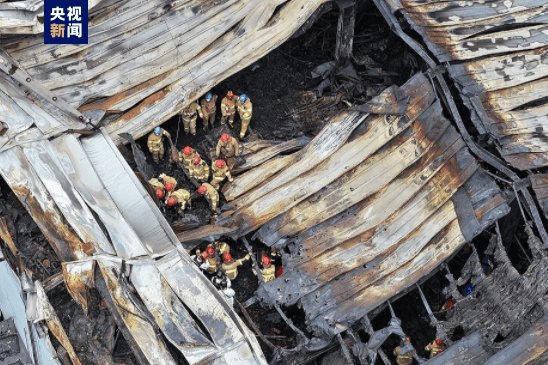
[210,159,233,190]
[198,183,219,213]
[158,173,177,196]
[148,178,165,199]
[201,92,217,130]
[220,91,238,127]
[253,256,276,282]
[179,146,197,170]
[180,100,203,136]
[393,337,413,365]
[425,339,445,358]
[147,127,171,163]
[216,133,240,160]
[221,252,251,280]
[237,94,252,139]
[189,155,209,183]
[166,189,191,213]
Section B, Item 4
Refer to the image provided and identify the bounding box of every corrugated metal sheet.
[215,73,509,338]
[379,0,548,170]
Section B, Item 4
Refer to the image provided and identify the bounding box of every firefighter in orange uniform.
[237,94,252,139]
[179,146,197,170]
[215,133,240,160]
[221,252,251,280]
[425,339,445,358]
[210,159,233,190]
[180,100,203,136]
[147,127,171,163]
[166,189,191,213]
[198,183,219,213]
[189,155,209,183]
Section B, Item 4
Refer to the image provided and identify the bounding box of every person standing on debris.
[190,155,210,183]
[180,100,204,136]
[201,92,218,131]
[210,159,233,190]
[147,126,171,163]
[195,246,218,274]
[221,91,238,127]
[237,94,252,139]
[158,173,177,197]
[148,178,165,199]
[216,133,240,160]
[393,337,413,365]
[425,339,445,358]
[166,189,191,213]
[253,256,276,282]
[179,146,197,170]
[211,271,235,307]
[222,252,251,280]
[198,183,219,214]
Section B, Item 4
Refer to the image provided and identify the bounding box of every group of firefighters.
[191,241,282,306]
[179,91,252,139]
[147,125,241,215]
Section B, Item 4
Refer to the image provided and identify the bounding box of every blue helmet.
[463,285,474,296]
[239,94,248,103]
[205,92,213,101]
[154,127,161,135]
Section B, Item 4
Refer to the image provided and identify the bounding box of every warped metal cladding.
[379,0,548,170]
[0,0,330,144]
[211,73,511,337]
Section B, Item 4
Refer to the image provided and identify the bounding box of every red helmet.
[201,251,208,259]
[227,91,234,98]
[221,133,230,142]
[223,253,233,262]
[193,155,201,165]
[406,337,411,342]
[262,256,271,265]
[435,339,443,346]
[165,182,174,191]
[183,146,192,155]
[156,189,164,199]
[167,197,176,206]
[206,246,215,256]
[215,160,226,168]
[446,299,455,308]
[198,185,207,194]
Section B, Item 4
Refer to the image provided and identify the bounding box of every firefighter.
[198,183,219,213]
[271,247,283,277]
[195,246,218,274]
[191,250,209,268]
[210,159,233,190]
[393,338,413,365]
[158,173,177,196]
[189,155,209,183]
[425,339,445,358]
[221,91,238,127]
[147,127,171,163]
[148,178,165,199]
[210,241,230,255]
[253,256,276,282]
[211,270,235,307]
[441,299,455,319]
[180,100,203,136]
[221,252,251,280]
[179,146,197,170]
[166,189,191,213]
[201,92,218,130]
[215,133,240,160]
[237,94,252,139]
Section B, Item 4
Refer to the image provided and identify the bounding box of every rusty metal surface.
[62,261,95,315]
[377,0,548,170]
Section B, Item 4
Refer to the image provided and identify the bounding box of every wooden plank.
[255,100,451,246]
